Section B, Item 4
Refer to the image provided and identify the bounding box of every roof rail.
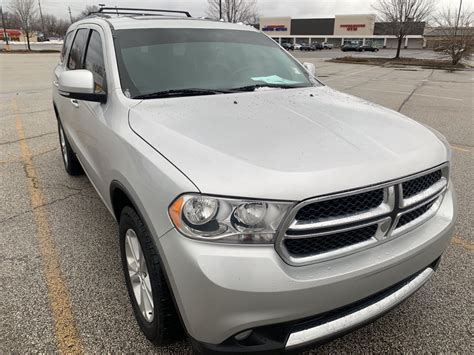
[88,7,192,18]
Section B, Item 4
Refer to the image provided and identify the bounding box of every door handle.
[70,99,79,108]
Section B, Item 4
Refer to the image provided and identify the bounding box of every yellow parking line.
[451,236,474,252]
[12,98,84,354]
[450,145,471,153]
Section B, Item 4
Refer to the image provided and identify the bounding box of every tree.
[8,0,37,50]
[206,0,259,24]
[373,0,434,58]
[433,1,473,65]
[1,10,22,30]
[79,5,99,18]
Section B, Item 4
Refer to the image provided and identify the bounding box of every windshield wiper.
[134,88,232,100]
[228,84,306,92]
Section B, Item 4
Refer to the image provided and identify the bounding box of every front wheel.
[119,206,183,345]
[58,121,83,175]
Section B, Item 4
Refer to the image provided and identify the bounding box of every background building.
[259,14,426,48]
[2,29,38,42]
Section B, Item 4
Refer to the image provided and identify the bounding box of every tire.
[119,206,183,345]
[58,121,83,175]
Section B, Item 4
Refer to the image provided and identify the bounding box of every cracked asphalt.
[1,53,472,353]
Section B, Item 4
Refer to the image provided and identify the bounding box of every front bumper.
[157,186,456,351]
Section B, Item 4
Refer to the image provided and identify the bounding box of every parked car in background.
[341,42,360,51]
[281,42,292,51]
[293,43,302,50]
[300,43,323,51]
[37,35,50,42]
[53,7,456,354]
[313,42,324,50]
[299,43,313,51]
[358,44,379,52]
[322,42,333,49]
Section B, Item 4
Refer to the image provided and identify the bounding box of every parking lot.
[0,53,472,353]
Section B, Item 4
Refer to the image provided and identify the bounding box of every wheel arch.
[110,179,190,339]
[53,101,60,120]
[110,180,141,222]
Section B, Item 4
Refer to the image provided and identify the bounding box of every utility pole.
[38,0,46,37]
[454,0,463,38]
[1,5,10,49]
[68,6,73,23]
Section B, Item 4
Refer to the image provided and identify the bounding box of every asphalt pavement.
[0,53,472,353]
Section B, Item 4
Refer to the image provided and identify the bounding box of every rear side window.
[60,32,73,63]
[84,30,107,93]
[68,29,89,70]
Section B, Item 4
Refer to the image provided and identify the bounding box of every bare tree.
[8,0,37,50]
[373,0,434,58]
[31,13,69,38]
[55,18,70,37]
[433,1,473,65]
[1,10,22,29]
[80,5,100,18]
[206,0,259,24]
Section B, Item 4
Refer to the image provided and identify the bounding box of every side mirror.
[303,62,316,76]
[58,70,106,103]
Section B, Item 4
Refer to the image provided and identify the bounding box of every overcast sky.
[2,0,468,20]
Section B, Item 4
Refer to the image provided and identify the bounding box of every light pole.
[454,0,463,38]
[219,0,222,20]
[38,0,46,38]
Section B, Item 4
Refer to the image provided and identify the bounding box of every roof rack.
[88,7,192,18]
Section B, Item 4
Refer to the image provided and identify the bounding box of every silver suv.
[52,7,456,353]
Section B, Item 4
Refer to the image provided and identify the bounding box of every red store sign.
[340,24,366,31]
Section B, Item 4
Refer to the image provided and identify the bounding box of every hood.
[129,86,448,201]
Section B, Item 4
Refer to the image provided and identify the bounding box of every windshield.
[113,28,318,99]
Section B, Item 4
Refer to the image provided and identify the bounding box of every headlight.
[169,194,294,243]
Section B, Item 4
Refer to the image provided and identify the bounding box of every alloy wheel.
[125,228,155,322]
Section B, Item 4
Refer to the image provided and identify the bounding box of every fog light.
[234,329,253,341]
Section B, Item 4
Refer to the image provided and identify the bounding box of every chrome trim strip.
[285,267,434,349]
[288,205,389,231]
[280,218,391,264]
[287,187,394,231]
[400,177,447,208]
[285,217,391,240]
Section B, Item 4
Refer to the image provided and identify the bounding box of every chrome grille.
[402,170,442,199]
[295,189,384,222]
[397,200,437,228]
[276,164,449,266]
[284,224,377,257]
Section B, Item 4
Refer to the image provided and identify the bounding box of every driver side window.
[84,30,107,94]
[67,29,89,70]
